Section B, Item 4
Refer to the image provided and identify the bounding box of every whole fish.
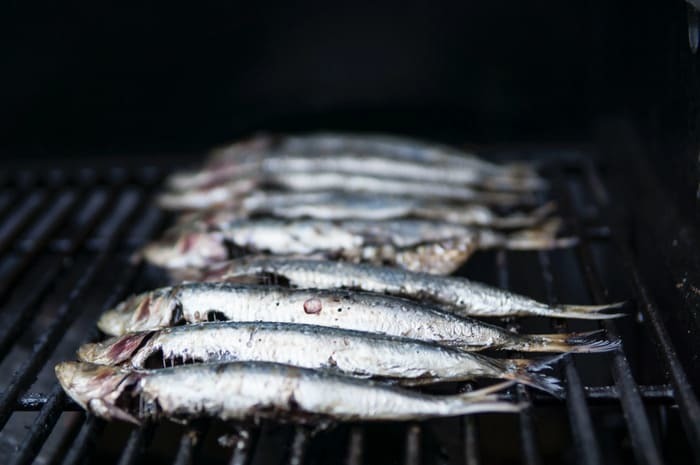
[96,282,618,354]
[55,361,522,424]
[167,153,545,196]
[159,172,536,211]
[180,257,625,320]
[170,192,556,228]
[78,321,563,396]
[169,132,541,192]
[141,218,574,273]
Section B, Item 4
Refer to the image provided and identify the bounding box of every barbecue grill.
[2,1,700,463]
[0,150,696,465]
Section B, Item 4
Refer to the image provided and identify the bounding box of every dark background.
[1,1,690,157]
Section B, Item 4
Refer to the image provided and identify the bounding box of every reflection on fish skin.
[96,283,620,355]
[77,321,564,396]
[55,361,523,424]
[184,257,625,320]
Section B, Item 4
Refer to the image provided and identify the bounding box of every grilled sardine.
[97,283,618,353]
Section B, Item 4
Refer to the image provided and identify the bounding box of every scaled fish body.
[141,218,573,273]
[97,283,618,354]
[185,257,625,320]
[159,172,535,211]
[169,132,541,192]
[78,321,562,396]
[172,192,555,228]
[168,153,545,195]
[55,361,522,424]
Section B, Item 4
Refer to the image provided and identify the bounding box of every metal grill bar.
[345,427,363,465]
[0,155,696,465]
[536,249,603,465]
[116,425,152,465]
[8,385,66,465]
[554,168,665,465]
[0,189,152,431]
[0,191,77,299]
[286,427,310,465]
[495,250,542,465]
[227,428,256,465]
[60,416,104,465]
[0,172,164,465]
[0,185,121,364]
[13,383,677,411]
[403,424,421,465]
[582,161,700,462]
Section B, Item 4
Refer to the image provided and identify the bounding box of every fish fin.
[502,218,578,250]
[521,330,620,353]
[88,398,141,425]
[450,384,525,415]
[548,301,627,320]
[491,201,558,229]
[462,380,516,398]
[500,356,565,398]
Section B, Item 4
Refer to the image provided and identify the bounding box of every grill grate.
[0,153,698,465]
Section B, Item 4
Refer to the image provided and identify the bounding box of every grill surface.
[0,151,698,465]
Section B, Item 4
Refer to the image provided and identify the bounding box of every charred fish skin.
[97,283,620,354]
[55,361,522,425]
[78,322,563,396]
[199,257,624,320]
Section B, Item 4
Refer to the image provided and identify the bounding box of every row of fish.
[56,133,623,425]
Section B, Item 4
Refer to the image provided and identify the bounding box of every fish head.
[55,362,142,424]
[141,231,229,269]
[98,289,181,336]
[78,332,152,366]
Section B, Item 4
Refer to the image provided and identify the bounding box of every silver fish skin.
[55,361,522,425]
[187,258,625,320]
[140,218,573,273]
[159,172,535,211]
[210,132,535,176]
[169,153,545,194]
[172,192,556,229]
[169,133,542,192]
[77,322,562,396]
[96,283,619,354]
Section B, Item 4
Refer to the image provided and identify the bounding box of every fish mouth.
[55,362,142,424]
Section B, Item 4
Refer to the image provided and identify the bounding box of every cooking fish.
[96,282,618,354]
[167,153,545,196]
[78,321,563,396]
[159,172,538,211]
[141,218,574,273]
[180,257,624,320]
[55,361,522,424]
[170,192,556,228]
[168,133,541,192]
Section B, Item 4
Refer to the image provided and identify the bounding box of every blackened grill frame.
[0,154,696,465]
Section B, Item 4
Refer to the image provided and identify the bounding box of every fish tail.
[499,356,565,398]
[450,382,524,415]
[450,399,525,416]
[492,201,558,229]
[513,330,620,353]
[547,301,627,319]
[502,218,578,250]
